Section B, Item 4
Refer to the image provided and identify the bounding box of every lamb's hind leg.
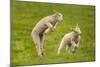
[40,34,45,55]
[31,34,43,57]
[57,40,65,55]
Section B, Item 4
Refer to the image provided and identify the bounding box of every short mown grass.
[11,0,95,66]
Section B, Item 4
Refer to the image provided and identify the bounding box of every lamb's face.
[73,24,81,35]
[53,10,63,22]
[56,13,63,22]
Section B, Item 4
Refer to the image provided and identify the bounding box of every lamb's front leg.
[53,22,58,30]
[76,36,81,48]
[66,45,71,53]
[44,23,53,34]
[44,28,50,34]
[70,40,77,53]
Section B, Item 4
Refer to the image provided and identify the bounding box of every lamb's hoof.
[42,52,44,56]
[38,52,45,57]
[38,54,43,57]
[42,52,46,56]
[38,53,43,57]
[72,51,75,53]
[57,52,60,55]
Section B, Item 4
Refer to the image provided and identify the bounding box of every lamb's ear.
[53,10,59,14]
[71,28,75,31]
[76,24,79,28]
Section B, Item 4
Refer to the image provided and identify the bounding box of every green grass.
[11,0,95,66]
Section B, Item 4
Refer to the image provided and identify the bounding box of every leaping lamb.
[31,10,63,57]
[57,24,81,55]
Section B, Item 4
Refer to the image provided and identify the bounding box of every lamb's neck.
[72,31,79,37]
[50,14,58,25]
[52,14,59,20]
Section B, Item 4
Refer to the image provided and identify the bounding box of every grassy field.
[11,0,95,66]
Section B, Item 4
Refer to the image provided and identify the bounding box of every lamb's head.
[73,24,81,35]
[53,10,63,22]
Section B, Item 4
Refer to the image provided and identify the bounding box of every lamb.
[31,10,63,57]
[57,24,81,55]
